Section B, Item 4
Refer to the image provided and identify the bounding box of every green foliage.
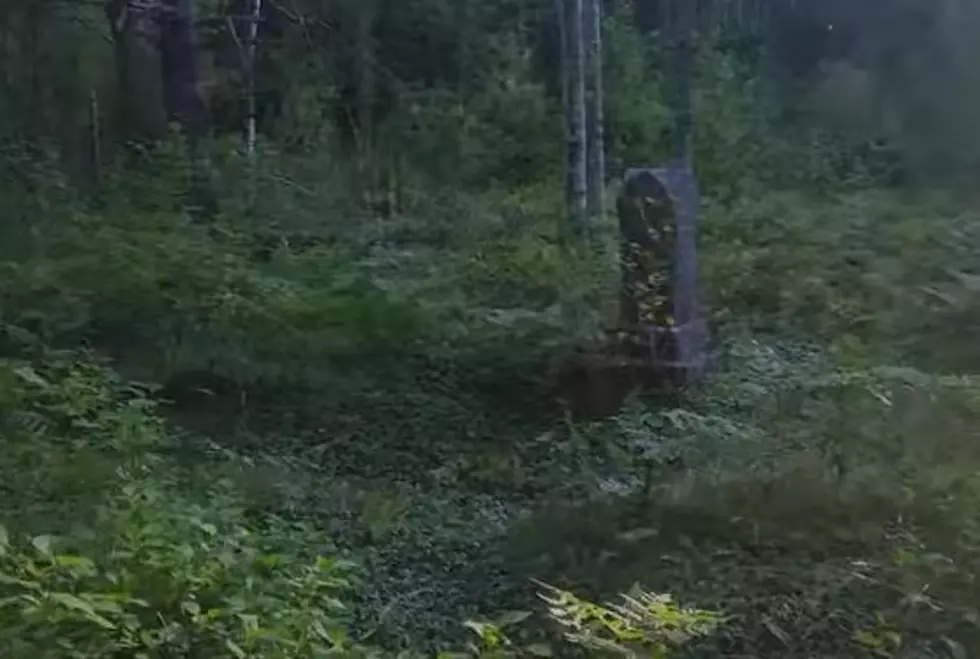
[700,189,979,355]
[0,355,164,528]
[455,36,562,188]
[8,167,980,658]
[0,207,433,391]
[0,493,360,658]
[8,1,980,658]
[0,353,373,658]
[602,5,672,174]
[448,584,720,659]
[538,583,721,657]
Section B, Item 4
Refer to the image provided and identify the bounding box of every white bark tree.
[245,0,262,159]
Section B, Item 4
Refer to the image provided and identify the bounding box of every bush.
[0,208,432,392]
[0,353,369,658]
[0,489,361,658]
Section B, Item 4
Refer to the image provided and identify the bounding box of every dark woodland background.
[3,1,980,657]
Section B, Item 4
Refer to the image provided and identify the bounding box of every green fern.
[537,582,722,658]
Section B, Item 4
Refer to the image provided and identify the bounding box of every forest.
[3,0,980,656]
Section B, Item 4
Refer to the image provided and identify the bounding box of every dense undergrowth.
[5,164,980,657]
[6,15,980,657]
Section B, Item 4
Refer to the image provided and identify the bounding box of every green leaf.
[31,535,54,558]
[53,554,96,573]
[0,525,8,556]
[197,522,218,536]
[13,366,47,387]
[527,642,554,656]
[463,620,490,637]
[255,554,283,569]
[0,596,23,609]
[0,572,41,590]
[495,610,532,627]
[138,629,157,647]
[50,593,116,629]
[942,637,967,659]
[225,639,247,659]
[237,613,260,631]
[962,609,980,628]
[616,528,659,543]
[952,270,980,293]
[762,615,791,647]
[181,600,201,617]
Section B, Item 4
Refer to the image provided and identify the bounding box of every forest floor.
[4,178,980,657]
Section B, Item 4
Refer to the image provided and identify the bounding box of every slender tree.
[556,0,569,180]
[105,0,168,145]
[665,0,695,166]
[583,0,605,232]
[356,0,377,210]
[557,0,588,240]
[162,0,215,216]
[105,0,215,216]
[245,0,262,159]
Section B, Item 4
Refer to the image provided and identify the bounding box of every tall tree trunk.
[584,0,605,233]
[455,0,474,184]
[245,0,262,159]
[558,0,587,240]
[666,0,695,166]
[757,0,779,127]
[556,0,569,174]
[88,88,102,192]
[355,0,376,210]
[239,0,262,207]
[105,0,215,216]
[105,0,168,146]
[161,0,216,217]
[456,0,474,98]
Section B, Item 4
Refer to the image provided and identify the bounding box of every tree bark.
[245,0,262,159]
[666,0,695,166]
[105,0,168,145]
[356,0,377,210]
[161,0,216,217]
[558,0,587,240]
[105,0,215,215]
[556,0,569,163]
[584,0,605,233]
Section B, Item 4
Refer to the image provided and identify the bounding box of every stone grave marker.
[616,164,709,387]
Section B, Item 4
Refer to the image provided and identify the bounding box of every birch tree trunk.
[245,0,262,159]
[584,0,605,233]
[557,0,587,241]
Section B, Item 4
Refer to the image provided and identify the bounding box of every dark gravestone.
[616,165,709,387]
[558,0,708,416]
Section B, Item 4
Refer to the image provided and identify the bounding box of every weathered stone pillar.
[616,165,709,386]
